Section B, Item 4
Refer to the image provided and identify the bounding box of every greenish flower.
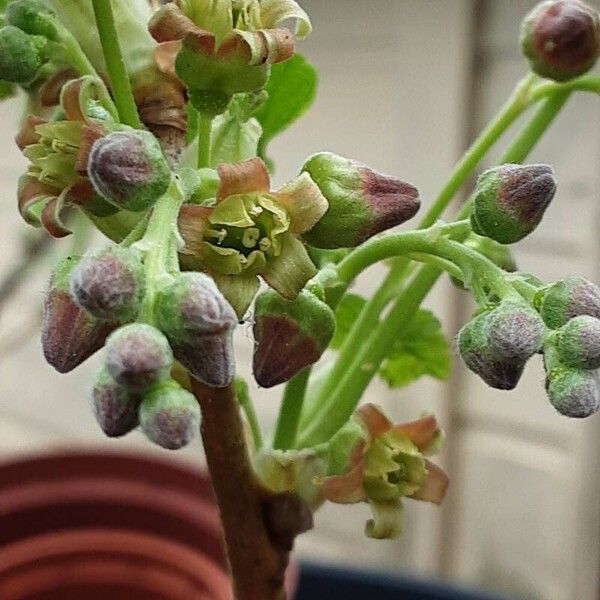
[178,157,327,317]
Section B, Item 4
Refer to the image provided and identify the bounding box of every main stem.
[192,380,289,600]
[92,0,143,128]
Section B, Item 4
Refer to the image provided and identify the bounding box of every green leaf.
[379,309,451,388]
[330,293,366,350]
[255,54,317,165]
[0,79,15,100]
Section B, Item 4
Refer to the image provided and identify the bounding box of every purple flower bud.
[471,164,557,244]
[537,276,600,328]
[155,273,237,387]
[91,366,140,437]
[42,256,117,373]
[253,289,335,387]
[69,246,145,322]
[139,379,200,449]
[105,323,173,390]
[545,367,600,417]
[301,153,420,248]
[521,0,600,81]
[556,315,600,369]
[88,130,171,212]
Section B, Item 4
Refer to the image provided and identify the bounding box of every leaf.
[255,54,317,165]
[379,309,451,389]
[330,293,366,350]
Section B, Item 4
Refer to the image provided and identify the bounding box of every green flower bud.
[5,0,59,39]
[556,315,600,369]
[69,246,145,322]
[545,364,600,418]
[300,152,420,249]
[42,256,117,373]
[252,288,335,387]
[91,365,139,437]
[0,26,47,84]
[139,379,200,449]
[537,276,600,329]
[155,273,237,387]
[521,0,600,81]
[87,131,171,212]
[105,324,173,390]
[458,311,526,390]
[471,164,556,244]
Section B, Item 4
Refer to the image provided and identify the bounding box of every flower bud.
[5,0,59,39]
[0,26,47,84]
[458,311,526,390]
[87,130,171,212]
[545,366,600,418]
[155,273,237,387]
[537,276,600,328]
[69,246,145,322]
[105,323,173,390]
[42,256,117,373]
[521,0,600,81]
[300,153,420,249]
[139,379,200,449]
[252,288,335,387]
[91,366,139,437]
[262,492,313,551]
[556,315,600,369]
[471,164,556,244]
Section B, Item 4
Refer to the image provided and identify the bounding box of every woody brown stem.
[191,379,289,600]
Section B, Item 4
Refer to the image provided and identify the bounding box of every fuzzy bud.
[471,164,556,244]
[537,276,600,328]
[545,365,600,417]
[0,26,47,84]
[87,130,171,212]
[252,288,335,387]
[5,0,59,39]
[521,0,600,81]
[42,256,116,373]
[69,246,145,322]
[91,366,139,437]
[104,323,173,390]
[300,153,420,249]
[556,315,600,369]
[139,379,200,449]
[155,273,237,387]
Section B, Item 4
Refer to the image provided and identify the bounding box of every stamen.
[242,227,260,248]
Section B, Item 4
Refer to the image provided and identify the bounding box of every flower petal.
[209,194,254,226]
[355,403,392,439]
[233,28,294,65]
[365,498,403,539]
[320,441,367,504]
[15,115,47,151]
[261,232,316,299]
[216,157,270,201]
[275,172,328,234]
[410,460,449,505]
[148,3,200,42]
[210,271,259,319]
[201,242,245,274]
[41,194,72,238]
[154,41,182,78]
[178,204,212,256]
[394,414,443,454]
[260,0,312,39]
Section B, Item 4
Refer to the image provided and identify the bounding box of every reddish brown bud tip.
[262,492,314,551]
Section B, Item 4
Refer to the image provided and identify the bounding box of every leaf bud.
[42,256,117,373]
[155,273,237,387]
[556,315,600,369]
[521,0,600,81]
[69,246,145,322]
[252,288,335,387]
[470,164,556,244]
[536,276,600,328]
[91,366,140,437]
[104,323,173,390]
[87,130,171,212]
[0,26,47,84]
[5,0,59,40]
[139,379,200,449]
[300,152,420,249]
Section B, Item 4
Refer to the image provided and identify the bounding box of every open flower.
[178,157,327,317]
[16,76,117,237]
[150,0,311,111]
[320,404,448,539]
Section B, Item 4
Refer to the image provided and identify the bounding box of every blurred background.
[0,1,598,599]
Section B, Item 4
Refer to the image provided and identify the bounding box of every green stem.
[197,113,213,168]
[272,368,310,450]
[235,377,263,450]
[92,0,142,128]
